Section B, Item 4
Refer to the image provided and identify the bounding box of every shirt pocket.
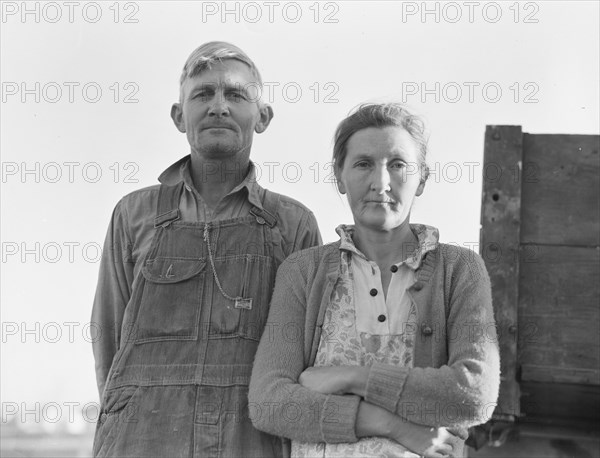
[209,254,275,342]
[134,257,206,344]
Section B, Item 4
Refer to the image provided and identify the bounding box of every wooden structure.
[471,126,600,457]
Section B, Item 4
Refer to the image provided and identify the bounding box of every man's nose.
[370,166,391,193]
[208,93,229,117]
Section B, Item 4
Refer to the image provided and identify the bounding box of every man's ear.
[171,103,186,133]
[255,103,274,134]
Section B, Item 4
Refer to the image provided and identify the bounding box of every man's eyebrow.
[222,82,251,93]
[188,82,250,94]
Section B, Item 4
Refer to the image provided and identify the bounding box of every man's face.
[171,59,272,161]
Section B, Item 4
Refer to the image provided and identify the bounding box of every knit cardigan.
[248,240,500,454]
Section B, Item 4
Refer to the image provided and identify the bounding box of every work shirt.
[91,155,321,457]
[337,224,439,335]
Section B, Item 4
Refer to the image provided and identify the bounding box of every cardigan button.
[413,282,423,291]
[100,413,108,423]
[421,325,433,336]
[370,288,378,297]
[390,265,399,273]
[377,314,386,322]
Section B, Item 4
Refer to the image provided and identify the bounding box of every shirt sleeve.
[363,253,501,431]
[91,199,135,398]
[292,210,322,253]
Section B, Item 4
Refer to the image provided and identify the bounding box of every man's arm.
[292,210,322,251]
[91,200,135,398]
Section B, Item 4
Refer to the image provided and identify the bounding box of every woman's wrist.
[347,366,369,397]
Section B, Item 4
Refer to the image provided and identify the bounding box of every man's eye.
[355,161,370,168]
[227,92,245,101]
[390,162,407,169]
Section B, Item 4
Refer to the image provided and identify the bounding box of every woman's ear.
[416,180,425,196]
[335,167,346,194]
[416,164,429,196]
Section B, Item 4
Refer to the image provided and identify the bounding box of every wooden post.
[480,125,523,420]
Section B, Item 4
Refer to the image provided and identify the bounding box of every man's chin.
[195,142,242,159]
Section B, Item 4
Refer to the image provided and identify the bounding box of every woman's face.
[337,126,425,233]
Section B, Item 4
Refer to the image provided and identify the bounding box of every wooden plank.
[468,421,600,458]
[520,134,600,246]
[480,125,523,420]
[518,245,600,385]
[521,365,600,385]
[520,381,600,424]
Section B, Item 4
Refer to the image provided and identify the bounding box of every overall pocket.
[209,254,275,342]
[134,257,206,344]
[93,385,140,457]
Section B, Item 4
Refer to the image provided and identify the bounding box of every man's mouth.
[203,124,235,131]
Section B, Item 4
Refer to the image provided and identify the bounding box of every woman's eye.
[390,162,407,170]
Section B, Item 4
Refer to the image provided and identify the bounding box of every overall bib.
[93,181,284,457]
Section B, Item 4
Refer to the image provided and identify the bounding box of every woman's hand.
[393,423,456,458]
[298,366,368,396]
[355,401,456,457]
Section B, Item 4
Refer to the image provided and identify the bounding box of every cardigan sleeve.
[248,256,362,443]
[363,251,501,431]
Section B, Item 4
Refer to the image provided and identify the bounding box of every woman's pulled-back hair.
[333,103,429,182]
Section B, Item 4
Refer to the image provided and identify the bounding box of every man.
[91,41,321,457]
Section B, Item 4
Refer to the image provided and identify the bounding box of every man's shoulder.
[261,187,314,217]
[110,184,162,234]
[118,184,162,205]
[112,184,162,216]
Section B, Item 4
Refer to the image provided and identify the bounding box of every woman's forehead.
[346,127,420,159]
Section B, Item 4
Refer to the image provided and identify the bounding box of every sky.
[1,0,599,425]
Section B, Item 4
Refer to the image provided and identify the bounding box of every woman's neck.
[352,220,418,267]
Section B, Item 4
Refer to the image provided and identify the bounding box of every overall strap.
[254,188,287,265]
[249,189,279,228]
[154,182,184,228]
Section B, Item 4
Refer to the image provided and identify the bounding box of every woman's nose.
[370,167,391,193]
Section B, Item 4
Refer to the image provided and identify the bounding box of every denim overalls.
[93,181,285,457]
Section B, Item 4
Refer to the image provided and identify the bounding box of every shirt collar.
[335,223,439,270]
[157,154,264,210]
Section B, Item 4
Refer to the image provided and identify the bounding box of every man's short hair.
[179,41,264,92]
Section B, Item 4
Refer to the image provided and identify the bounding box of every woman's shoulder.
[281,241,340,270]
[434,242,490,283]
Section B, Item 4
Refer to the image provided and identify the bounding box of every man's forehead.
[184,60,258,86]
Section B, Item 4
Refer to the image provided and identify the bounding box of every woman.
[248,103,500,458]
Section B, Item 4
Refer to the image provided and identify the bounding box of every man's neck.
[189,155,250,210]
